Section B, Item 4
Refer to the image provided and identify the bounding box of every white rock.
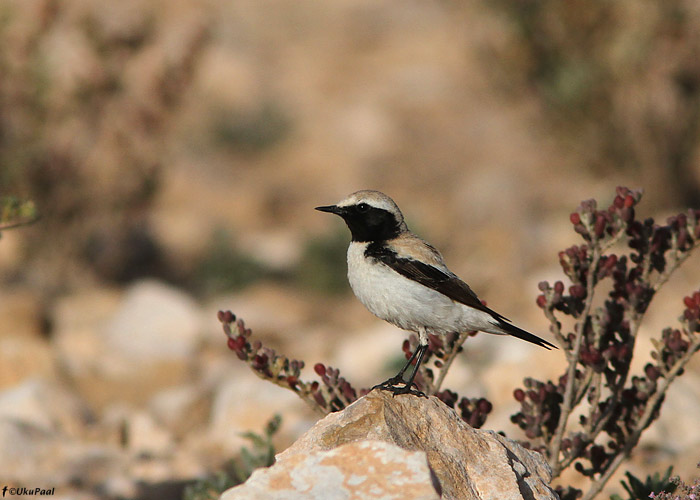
[125,411,175,456]
[209,367,312,454]
[238,229,303,271]
[0,417,121,488]
[102,279,202,361]
[332,323,405,388]
[0,335,55,388]
[221,440,440,500]
[149,384,207,433]
[642,371,700,453]
[0,418,54,473]
[222,391,557,500]
[0,379,86,433]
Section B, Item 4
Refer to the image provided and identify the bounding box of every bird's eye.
[356,203,369,213]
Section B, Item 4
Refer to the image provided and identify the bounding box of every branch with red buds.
[514,187,700,500]
[403,329,493,428]
[218,310,492,428]
[218,310,362,415]
[219,186,699,496]
[399,329,478,394]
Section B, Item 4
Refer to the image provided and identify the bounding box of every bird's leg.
[374,328,430,397]
[376,344,421,388]
[403,343,427,387]
[374,344,428,397]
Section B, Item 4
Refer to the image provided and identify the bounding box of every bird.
[315,189,557,396]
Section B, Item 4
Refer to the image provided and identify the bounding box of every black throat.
[342,206,402,243]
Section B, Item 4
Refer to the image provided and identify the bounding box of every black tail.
[497,320,557,350]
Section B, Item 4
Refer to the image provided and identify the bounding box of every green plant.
[488,0,700,207]
[183,414,281,500]
[0,196,38,234]
[0,0,208,289]
[193,228,273,295]
[650,463,700,500]
[610,466,676,500]
[292,228,351,295]
[212,102,291,153]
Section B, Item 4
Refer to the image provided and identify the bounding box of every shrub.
[218,186,700,498]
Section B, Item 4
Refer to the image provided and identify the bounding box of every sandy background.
[1,0,700,498]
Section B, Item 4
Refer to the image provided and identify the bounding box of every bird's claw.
[372,378,427,398]
[372,375,404,390]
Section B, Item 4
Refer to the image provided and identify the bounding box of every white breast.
[346,243,497,335]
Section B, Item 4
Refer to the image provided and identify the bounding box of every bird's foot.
[383,384,427,398]
[372,377,427,398]
[372,375,405,390]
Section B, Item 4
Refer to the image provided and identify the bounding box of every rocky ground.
[1,0,700,499]
[222,390,558,500]
[2,272,699,499]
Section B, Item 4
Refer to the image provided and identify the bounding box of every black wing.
[366,243,557,350]
[365,243,507,320]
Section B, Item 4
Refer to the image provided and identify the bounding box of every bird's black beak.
[315,205,344,215]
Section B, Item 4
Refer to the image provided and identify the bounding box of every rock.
[124,410,175,457]
[237,229,303,271]
[51,281,203,409]
[642,371,700,454]
[221,390,557,500]
[480,344,567,433]
[52,280,204,412]
[0,407,120,489]
[208,367,312,455]
[0,335,55,389]
[332,323,412,389]
[222,440,441,500]
[0,379,89,435]
[0,288,44,338]
[0,231,24,276]
[51,286,122,378]
[148,384,211,438]
[102,279,202,363]
[207,284,312,349]
[0,418,57,483]
[0,379,56,432]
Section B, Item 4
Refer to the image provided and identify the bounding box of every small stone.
[148,385,211,437]
[0,379,87,434]
[102,279,203,362]
[0,336,55,389]
[125,411,175,456]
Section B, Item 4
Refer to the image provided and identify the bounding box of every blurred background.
[1,0,699,498]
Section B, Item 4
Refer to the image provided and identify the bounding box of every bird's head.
[315,190,407,242]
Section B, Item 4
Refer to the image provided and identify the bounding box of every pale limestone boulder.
[222,440,440,500]
[52,281,203,409]
[102,279,202,362]
[221,390,558,500]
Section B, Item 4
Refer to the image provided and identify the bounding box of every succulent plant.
[220,186,700,499]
